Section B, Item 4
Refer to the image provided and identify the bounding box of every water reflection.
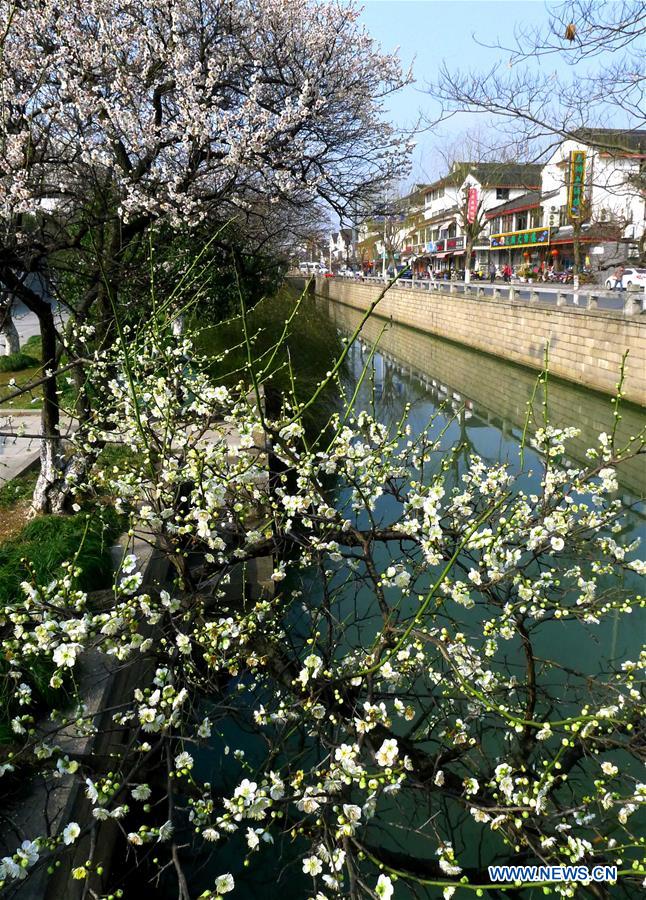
[325,297,646,504]
[328,296,646,670]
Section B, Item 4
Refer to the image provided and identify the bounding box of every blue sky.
[355,1,580,182]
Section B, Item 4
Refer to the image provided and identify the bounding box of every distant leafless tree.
[428,1,645,159]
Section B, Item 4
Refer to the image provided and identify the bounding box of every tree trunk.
[464,239,472,283]
[0,299,20,355]
[171,313,184,337]
[32,301,64,513]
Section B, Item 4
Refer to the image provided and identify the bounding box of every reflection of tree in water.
[350,339,508,491]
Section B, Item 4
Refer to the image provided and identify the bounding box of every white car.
[604,267,646,290]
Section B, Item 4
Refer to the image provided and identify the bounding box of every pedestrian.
[612,264,625,293]
[489,262,496,283]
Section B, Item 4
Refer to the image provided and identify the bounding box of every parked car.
[604,267,646,290]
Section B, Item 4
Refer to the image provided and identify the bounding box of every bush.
[0,352,39,373]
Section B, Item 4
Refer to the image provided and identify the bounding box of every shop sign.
[568,150,586,220]
[467,188,478,224]
[489,227,550,248]
[446,236,464,250]
[435,240,445,252]
[426,241,437,253]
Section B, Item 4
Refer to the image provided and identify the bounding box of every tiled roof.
[423,162,542,195]
[423,205,460,225]
[466,163,542,188]
[572,128,646,154]
[485,191,541,218]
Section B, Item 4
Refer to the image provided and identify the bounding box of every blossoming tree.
[0,282,644,898]
[0,0,410,510]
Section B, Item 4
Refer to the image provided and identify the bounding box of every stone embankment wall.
[311,277,646,406]
[324,298,646,499]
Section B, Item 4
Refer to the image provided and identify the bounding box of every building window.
[496,188,510,200]
[516,213,528,231]
[530,209,542,228]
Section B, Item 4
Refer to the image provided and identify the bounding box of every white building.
[354,131,645,278]
[485,130,646,273]
[419,163,542,274]
[328,228,354,268]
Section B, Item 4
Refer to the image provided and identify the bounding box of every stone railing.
[329,274,645,315]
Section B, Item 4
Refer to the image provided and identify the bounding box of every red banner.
[467,188,478,224]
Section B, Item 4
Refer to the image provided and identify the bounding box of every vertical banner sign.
[467,188,478,224]
[568,150,586,219]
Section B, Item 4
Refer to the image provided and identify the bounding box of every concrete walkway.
[1,301,67,353]
[0,412,43,484]
[1,302,69,483]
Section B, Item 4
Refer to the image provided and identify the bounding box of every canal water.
[320,294,645,661]
[122,291,646,898]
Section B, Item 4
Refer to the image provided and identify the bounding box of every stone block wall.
[314,278,646,406]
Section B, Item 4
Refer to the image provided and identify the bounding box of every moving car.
[604,267,646,290]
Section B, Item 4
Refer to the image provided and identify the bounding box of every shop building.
[348,129,645,280]
[422,162,542,274]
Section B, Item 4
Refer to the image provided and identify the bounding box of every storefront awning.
[452,250,465,256]
[435,252,450,259]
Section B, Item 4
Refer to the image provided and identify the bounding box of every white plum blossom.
[376,874,394,899]
[174,752,194,770]
[131,784,152,801]
[215,873,235,894]
[302,856,323,876]
[0,288,643,900]
[375,738,399,767]
[62,823,80,845]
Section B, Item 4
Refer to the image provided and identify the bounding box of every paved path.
[1,301,67,353]
[1,303,70,481]
[0,412,43,484]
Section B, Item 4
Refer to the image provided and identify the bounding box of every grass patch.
[0,469,37,510]
[0,352,40,373]
[0,505,123,746]
[0,505,123,606]
[0,365,43,408]
[21,335,41,359]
